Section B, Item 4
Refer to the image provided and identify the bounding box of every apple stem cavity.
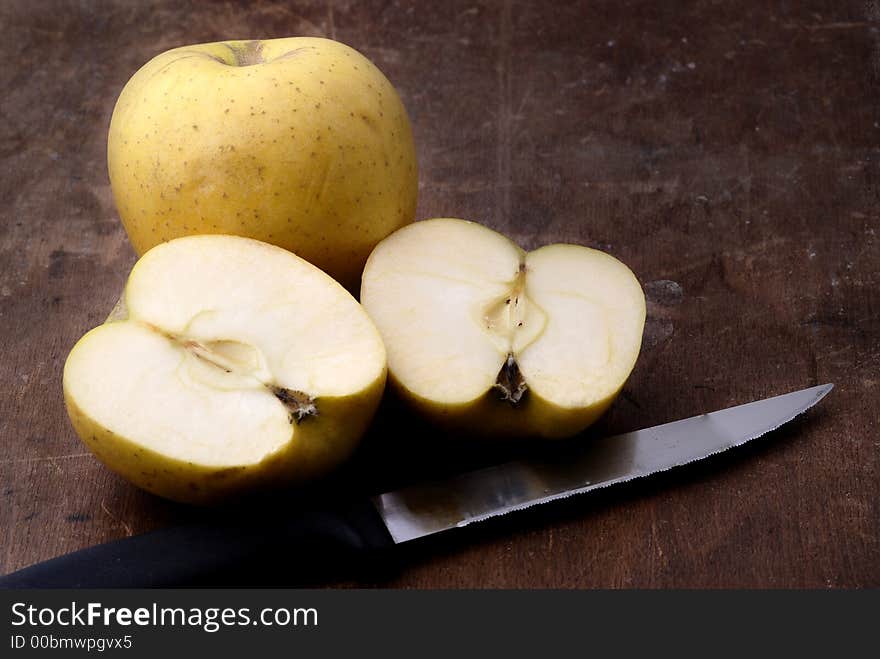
[270,386,319,424]
[225,41,265,67]
[494,353,528,406]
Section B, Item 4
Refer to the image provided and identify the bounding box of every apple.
[62,235,387,503]
[108,37,418,291]
[360,218,646,438]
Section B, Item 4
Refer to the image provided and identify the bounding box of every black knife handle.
[0,499,394,588]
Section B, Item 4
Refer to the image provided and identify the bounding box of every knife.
[0,384,832,588]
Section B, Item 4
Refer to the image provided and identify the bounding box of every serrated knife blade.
[374,383,834,543]
[0,384,832,588]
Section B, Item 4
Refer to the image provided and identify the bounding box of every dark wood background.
[1,0,877,588]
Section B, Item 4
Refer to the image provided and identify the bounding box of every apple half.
[360,218,646,438]
[63,235,386,503]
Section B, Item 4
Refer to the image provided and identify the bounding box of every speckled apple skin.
[108,37,417,291]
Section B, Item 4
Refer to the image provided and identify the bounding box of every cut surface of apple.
[360,218,646,438]
[63,235,386,503]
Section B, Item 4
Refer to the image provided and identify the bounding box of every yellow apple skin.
[61,236,388,505]
[360,219,647,440]
[63,371,385,504]
[108,37,417,291]
[385,370,618,440]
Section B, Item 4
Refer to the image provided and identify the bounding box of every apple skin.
[108,37,417,291]
[63,378,385,504]
[376,311,624,441]
[390,376,620,440]
[61,236,388,505]
[360,219,646,440]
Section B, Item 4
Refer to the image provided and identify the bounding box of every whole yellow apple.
[108,37,417,290]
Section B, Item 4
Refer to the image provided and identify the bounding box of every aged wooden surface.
[1,0,877,588]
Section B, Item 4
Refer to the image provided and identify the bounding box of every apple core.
[62,235,387,503]
[361,218,646,438]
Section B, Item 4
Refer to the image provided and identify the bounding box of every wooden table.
[1,0,877,588]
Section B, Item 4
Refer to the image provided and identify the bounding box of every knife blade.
[0,384,832,588]
[376,383,834,543]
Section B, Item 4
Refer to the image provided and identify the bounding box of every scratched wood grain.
[0,0,877,587]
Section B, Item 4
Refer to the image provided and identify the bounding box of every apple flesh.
[108,37,418,291]
[63,235,386,503]
[360,218,646,438]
